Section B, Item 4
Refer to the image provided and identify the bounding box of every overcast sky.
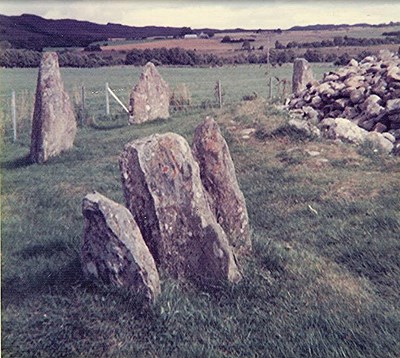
[1,1,400,29]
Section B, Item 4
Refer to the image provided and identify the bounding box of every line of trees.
[1,46,398,68]
[125,47,224,66]
[275,35,400,50]
[0,49,125,68]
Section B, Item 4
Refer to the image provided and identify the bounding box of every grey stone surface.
[365,132,394,154]
[288,118,320,137]
[30,52,77,163]
[119,132,242,285]
[192,117,251,257]
[319,117,367,145]
[288,51,400,154]
[129,62,170,124]
[81,192,160,303]
[292,58,314,94]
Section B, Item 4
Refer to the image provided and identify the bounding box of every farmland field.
[99,24,400,58]
[0,63,335,141]
[103,38,236,54]
[1,64,400,357]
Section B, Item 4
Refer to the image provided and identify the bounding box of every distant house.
[184,34,198,39]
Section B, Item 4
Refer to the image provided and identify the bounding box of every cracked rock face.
[292,58,314,95]
[119,132,242,285]
[30,52,77,163]
[192,117,251,257]
[81,192,160,303]
[129,62,170,124]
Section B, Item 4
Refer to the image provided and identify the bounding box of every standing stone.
[30,52,77,164]
[119,133,242,285]
[81,192,160,303]
[292,58,314,94]
[192,117,251,257]
[129,62,170,124]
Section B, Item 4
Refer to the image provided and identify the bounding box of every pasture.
[0,63,335,141]
[1,64,400,357]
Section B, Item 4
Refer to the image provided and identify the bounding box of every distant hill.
[1,13,399,52]
[0,14,197,50]
[288,22,400,31]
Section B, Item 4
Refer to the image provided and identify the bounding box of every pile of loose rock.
[288,51,400,154]
[81,117,251,303]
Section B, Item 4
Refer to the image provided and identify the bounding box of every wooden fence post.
[269,77,273,99]
[105,82,110,115]
[11,90,17,142]
[218,80,222,108]
[81,85,85,126]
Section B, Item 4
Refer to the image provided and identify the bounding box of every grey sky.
[1,1,399,29]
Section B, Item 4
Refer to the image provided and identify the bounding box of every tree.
[242,40,251,51]
[84,44,102,52]
[334,53,351,66]
[221,36,232,43]
[275,40,285,49]
[333,36,344,46]
[304,49,324,62]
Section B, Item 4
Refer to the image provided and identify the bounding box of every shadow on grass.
[1,154,32,170]
[90,123,127,131]
[2,256,83,308]
[16,240,70,260]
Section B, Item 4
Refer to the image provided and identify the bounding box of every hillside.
[0,14,193,50]
[288,22,400,31]
[2,96,399,357]
[2,13,400,53]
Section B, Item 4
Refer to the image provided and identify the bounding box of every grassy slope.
[1,100,400,357]
[0,63,335,142]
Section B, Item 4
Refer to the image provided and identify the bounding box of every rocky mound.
[288,50,400,153]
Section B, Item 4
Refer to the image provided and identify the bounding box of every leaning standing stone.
[81,192,160,303]
[129,62,170,124]
[119,133,242,285]
[292,58,314,95]
[30,52,77,163]
[192,117,251,257]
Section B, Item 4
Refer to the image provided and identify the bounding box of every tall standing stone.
[192,117,251,257]
[129,62,170,124]
[292,58,314,95]
[30,52,77,163]
[81,192,160,303]
[119,133,242,285]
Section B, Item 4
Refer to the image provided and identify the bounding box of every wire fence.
[0,76,292,144]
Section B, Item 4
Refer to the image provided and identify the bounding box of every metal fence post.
[11,90,17,142]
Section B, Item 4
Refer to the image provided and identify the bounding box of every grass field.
[1,87,400,356]
[0,63,335,142]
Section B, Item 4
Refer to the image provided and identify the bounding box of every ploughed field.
[1,65,400,357]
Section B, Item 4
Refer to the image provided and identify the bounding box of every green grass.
[0,63,335,142]
[2,94,400,356]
